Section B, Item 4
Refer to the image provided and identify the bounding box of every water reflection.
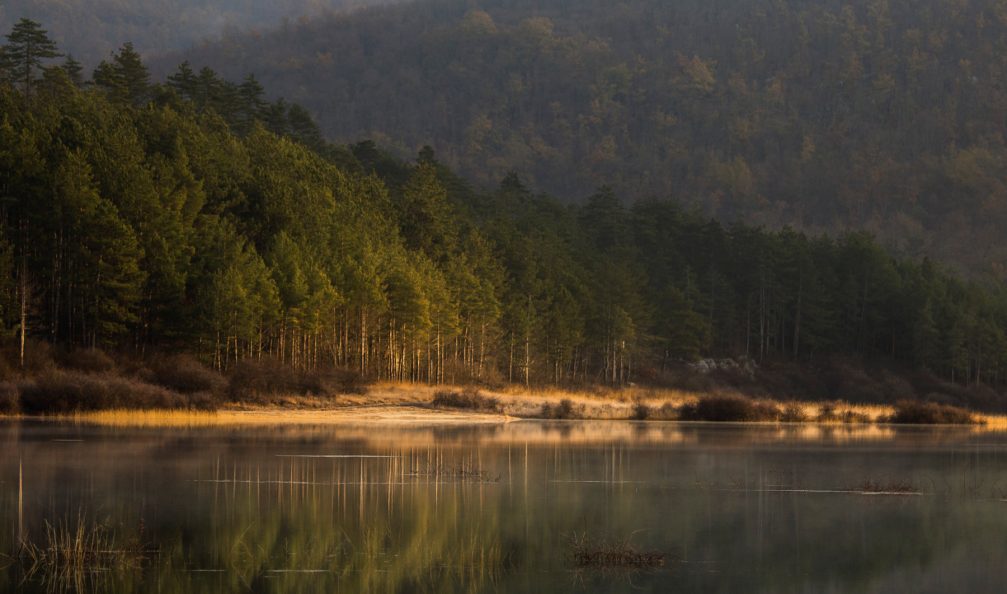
[3,419,1007,593]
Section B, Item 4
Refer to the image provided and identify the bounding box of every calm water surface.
[2,419,1007,593]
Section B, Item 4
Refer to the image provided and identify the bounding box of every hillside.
[3,23,1007,414]
[0,0,393,66]
[167,0,1007,276]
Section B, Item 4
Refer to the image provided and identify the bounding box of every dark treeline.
[172,0,1007,276]
[3,21,1007,407]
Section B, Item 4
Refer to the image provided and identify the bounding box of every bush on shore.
[678,394,781,422]
[17,370,218,414]
[431,389,502,413]
[0,382,18,414]
[144,354,226,394]
[227,358,365,402]
[58,348,117,374]
[541,399,578,419]
[886,400,977,425]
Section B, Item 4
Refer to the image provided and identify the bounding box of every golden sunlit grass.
[11,379,1007,431]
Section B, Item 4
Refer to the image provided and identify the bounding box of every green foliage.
[92,42,150,106]
[0,18,61,95]
[170,0,1007,275]
[5,21,1007,409]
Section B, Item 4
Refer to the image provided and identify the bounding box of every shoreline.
[3,381,1007,429]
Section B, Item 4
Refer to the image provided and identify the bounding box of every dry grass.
[10,375,1007,430]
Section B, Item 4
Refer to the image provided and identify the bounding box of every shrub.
[0,382,18,414]
[631,402,651,420]
[147,354,226,394]
[59,348,116,373]
[542,399,577,419]
[227,358,364,402]
[816,402,870,423]
[2,340,54,374]
[779,403,807,422]
[679,394,780,422]
[886,400,977,425]
[431,389,502,413]
[18,370,217,414]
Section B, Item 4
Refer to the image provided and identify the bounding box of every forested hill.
[5,21,1007,410]
[0,0,393,66]
[167,0,1007,276]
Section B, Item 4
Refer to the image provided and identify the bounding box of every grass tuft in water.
[569,533,664,569]
[16,515,154,579]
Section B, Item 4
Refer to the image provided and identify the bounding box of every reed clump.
[569,534,664,569]
[17,515,153,577]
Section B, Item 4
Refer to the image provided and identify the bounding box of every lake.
[2,418,1007,593]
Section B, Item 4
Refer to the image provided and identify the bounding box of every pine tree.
[92,42,150,105]
[1,18,62,96]
[61,54,83,87]
[167,61,197,100]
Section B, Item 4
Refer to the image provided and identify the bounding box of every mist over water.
[3,420,1007,593]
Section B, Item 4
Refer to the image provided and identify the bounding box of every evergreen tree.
[1,18,61,96]
[92,42,150,106]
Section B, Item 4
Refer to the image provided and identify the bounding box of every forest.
[170,0,1007,277]
[5,19,1007,412]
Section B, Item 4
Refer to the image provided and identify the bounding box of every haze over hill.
[165,0,1007,276]
[0,0,394,66]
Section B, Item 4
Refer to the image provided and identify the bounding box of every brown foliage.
[431,389,502,413]
[145,354,226,394]
[0,381,18,414]
[541,398,578,419]
[886,400,977,425]
[59,348,116,374]
[227,358,365,402]
[18,370,217,414]
[679,394,780,422]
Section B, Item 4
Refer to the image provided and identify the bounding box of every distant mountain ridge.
[0,0,394,66]
[163,0,1007,277]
